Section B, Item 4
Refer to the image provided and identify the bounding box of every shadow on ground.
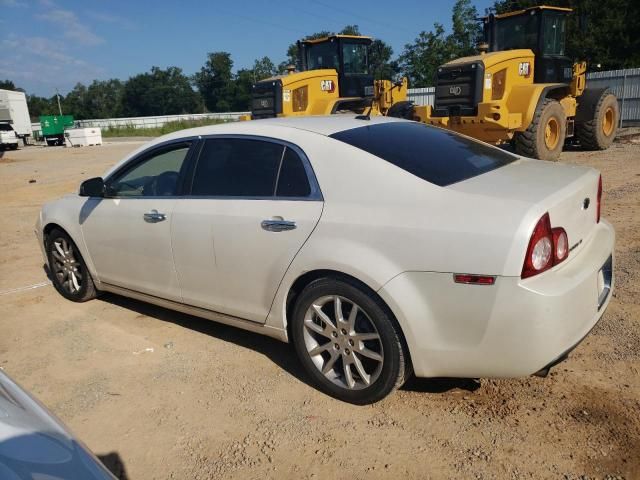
[97,451,129,479]
[99,292,481,397]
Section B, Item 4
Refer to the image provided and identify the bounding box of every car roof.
[164,114,408,140]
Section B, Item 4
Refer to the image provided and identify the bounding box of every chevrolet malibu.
[36,116,614,404]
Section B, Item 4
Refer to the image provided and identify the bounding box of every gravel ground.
[0,137,638,479]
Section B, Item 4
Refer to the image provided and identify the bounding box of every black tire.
[386,100,415,120]
[290,276,410,404]
[10,144,18,150]
[46,228,97,302]
[576,92,619,150]
[514,98,566,161]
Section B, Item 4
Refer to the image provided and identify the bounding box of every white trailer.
[0,90,31,144]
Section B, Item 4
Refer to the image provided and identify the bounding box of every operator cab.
[298,35,374,98]
[484,6,573,84]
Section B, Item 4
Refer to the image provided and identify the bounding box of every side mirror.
[79,177,105,197]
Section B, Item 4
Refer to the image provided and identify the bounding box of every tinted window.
[276,148,311,197]
[495,14,539,52]
[107,144,190,197]
[330,122,516,187]
[541,13,566,55]
[191,138,284,197]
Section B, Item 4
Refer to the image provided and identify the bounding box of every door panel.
[80,141,193,301]
[172,199,322,322]
[81,198,181,301]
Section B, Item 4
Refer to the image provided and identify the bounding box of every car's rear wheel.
[46,228,97,302]
[290,277,409,404]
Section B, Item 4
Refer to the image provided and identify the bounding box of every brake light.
[522,213,569,279]
[552,227,568,263]
[597,175,602,223]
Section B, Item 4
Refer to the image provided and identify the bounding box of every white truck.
[0,89,32,148]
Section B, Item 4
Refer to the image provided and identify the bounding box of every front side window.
[190,138,314,198]
[107,144,190,197]
[342,43,369,74]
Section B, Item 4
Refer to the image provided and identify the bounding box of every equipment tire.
[515,98,566,161]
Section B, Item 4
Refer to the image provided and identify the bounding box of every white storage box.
[65,128,102,147]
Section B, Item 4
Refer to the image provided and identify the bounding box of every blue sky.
[0,0,492,96]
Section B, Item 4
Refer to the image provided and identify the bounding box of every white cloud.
[0,35,105,94]
[0,0,27,7]
[36,6,104,46]
[85,11,136,31]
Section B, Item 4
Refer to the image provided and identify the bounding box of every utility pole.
[55,88,63,116]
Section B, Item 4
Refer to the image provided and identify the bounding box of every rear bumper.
[378,220,615,378]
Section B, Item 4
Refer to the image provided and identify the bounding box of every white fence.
[407,87,435,107]
[31,111,248,133]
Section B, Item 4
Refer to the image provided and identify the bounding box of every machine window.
[495,14,539,52]
[342,43,369,74]
[541,14,566,55]
[330,122,517,187]
[276,147,311,197]
[107,144,190,197]
[191,138,284,197]
[306,42,340,70]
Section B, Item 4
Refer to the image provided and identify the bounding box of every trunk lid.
[449,158,601,273]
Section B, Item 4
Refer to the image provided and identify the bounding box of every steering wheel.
[144,171,179,196]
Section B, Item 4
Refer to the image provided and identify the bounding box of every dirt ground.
[0,136,638,480]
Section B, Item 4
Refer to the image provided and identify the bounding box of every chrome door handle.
[143,209,166,223]
[261,219,296,232]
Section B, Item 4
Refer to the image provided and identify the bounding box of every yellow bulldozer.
[249,6,618,161]
[409,5,619,160]
[250,34,409,119]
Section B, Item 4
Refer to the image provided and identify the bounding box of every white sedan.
[36,116,614,404]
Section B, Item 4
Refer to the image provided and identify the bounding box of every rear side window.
[329,122,517,186]
[276,148,311,197]
[191,138,284,197]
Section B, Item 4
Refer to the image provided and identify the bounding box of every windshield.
[495,13,539,51]
[541,13,566,55]
[306,41,339,70]
[330,122,516,187]
[342,43,369,74]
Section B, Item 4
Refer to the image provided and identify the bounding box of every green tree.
[26,95,58,120]
[84,79,125,119]
[193,52,235,112]
[0,80,17,91]
[451,0,481,56]
[399,24,456,86]
[233,68,254,111]
[122,66,203,117]
[62,83,89,119]
[252,57,277,81]
[369,39,398,80]
[493,0,640,70]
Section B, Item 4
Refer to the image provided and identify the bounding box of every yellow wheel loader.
[250,35,408,119]
[409,6,619,160]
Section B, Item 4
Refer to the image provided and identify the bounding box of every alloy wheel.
[50,237,82,294]
[302,295,384,390]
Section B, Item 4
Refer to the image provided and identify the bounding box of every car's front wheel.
[291,277,410,404]
[46,228,97,302]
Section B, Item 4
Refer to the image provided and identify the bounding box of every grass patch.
[101,118,232,138]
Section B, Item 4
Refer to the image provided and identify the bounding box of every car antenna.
[355,99,373,120]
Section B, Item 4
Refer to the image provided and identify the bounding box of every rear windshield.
[329,122,516,186]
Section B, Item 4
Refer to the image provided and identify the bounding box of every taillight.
[552,227,568,263]
[597,175,602,223]
[522,213,569,279]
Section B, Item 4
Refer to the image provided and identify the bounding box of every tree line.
[1,0,636,121]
